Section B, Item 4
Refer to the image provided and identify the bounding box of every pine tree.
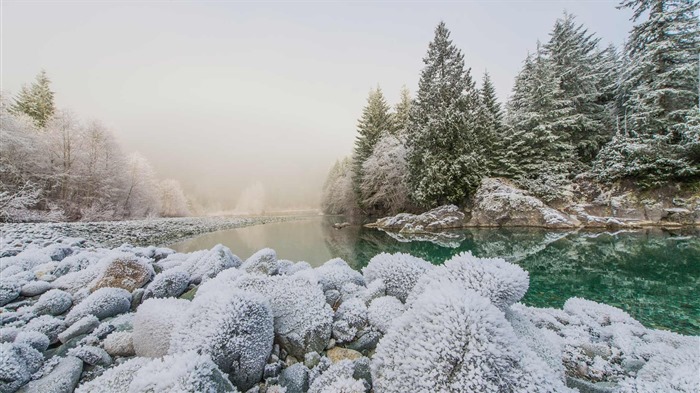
[352,86,393,208]
[393,86,412,134]
[544,13,616,167]
[11,70,56,129]
[406,22,484,207]
[478,71,507,176]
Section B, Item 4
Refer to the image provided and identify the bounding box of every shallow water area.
[169,216,700,335]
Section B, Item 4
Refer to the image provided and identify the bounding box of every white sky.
[2,1,633,210]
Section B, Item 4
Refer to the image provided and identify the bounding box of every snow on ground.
[0,222,698,393]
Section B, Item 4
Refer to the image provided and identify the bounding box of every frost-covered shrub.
[24,315,66,344]
[315,258,365,292]
[332,298,368,343]
[169,287,273,391]
[362,253,433,302]
[407,252,529,311]
[129,352,237,392]
[34,288,73,316]
[64,287,131,326]
[143,268,190,300]
[0,342,44,392]
[230,271,333,358]
[367,296,404,334]
[14,331,50,352]
[133,297,190,357]
[619,342,700,393]
[371,284,573,393]
[75,357,150,393]
[241,248,279,275]
[180,244,241,281]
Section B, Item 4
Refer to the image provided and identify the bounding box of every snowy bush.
[169,286,273,391]
[133,297,190,357]
[143,268,190,300]
[64,287,131,326]
[315,258,365,293]
[362,252,433,302]
[371,284,573,392]
[231,271,333,359]
[180,244,241,281]
[367,296,405,334]
[407,252,529,311]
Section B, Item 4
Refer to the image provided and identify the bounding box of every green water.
[169,216,700,335]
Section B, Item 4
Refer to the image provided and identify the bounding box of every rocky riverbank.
[1,231,697,392]
[367,178,700,231]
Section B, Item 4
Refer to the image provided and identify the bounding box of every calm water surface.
[169,216,700,335]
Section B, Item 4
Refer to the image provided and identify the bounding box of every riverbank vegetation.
[322,0,700,218]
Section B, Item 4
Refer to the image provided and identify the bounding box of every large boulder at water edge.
[366,204,465,232]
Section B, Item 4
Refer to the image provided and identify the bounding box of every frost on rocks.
[371,284,573,393]
[193,267,246,299]
[133,297,190,357]
[231,271,333,358]
[75,356,150,393]
[24,315,66,345]
[506,307,565,381]
[1,249,52,274]
[180,244,241,281]
[143,268,190,300]
[129,352,237,393]
[58,315,100,344]
[14,331,50,353]
[0,342,43,393]
[241,248,279,275]
[102,331,135,357]
[51,261,106,295]
[332,298,368,343]
[64,287,131,326]
[68,345,112,366]
[407,252,529,311]
[279,261,312,276]
[367,296,405,334]
[53,251,102,277]
[619,342,700,393]
[362,252,433,302]
[169,286,273,391]
[20,280,52,297]
[315,258,365,293]
[16,355,82,393]
[0,279,22,307]
[308,360,364,393]
[34,289,73,316]
[88,252,154,293]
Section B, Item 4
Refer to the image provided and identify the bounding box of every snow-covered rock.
[407,251,529,311]
[367,204,466,232]
[169,287,273,391]
[88,252,154,293]
[180,244,241,281]
[619,343,699,393]
[58,315,100,344]
[371,284,574,392]
[0,342,44,393]
[75,357,150,393]
[64,287,131,326]
[0,279,22,307]
[367,296,405,334]
[19,281,52,297]
[142,268,190,300]
[469,177,581,228]
[362,253,433,302]
[34,289,73,316]
[133,297,190,358]
[129,352,237,392]
[315,258,365,293]
[24,315,66,345]
[14,331,50,353]
[241,248,279,275]
[16,355,82,393]
[102,331,134,357]
[308,359,366,393]
[332,298,368,343]
[69,345,112,366]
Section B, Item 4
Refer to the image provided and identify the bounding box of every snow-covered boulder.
[14,331,50,353]
[16,355,82,393]
[133,297,190,357]
[75,357,150,393]
[469,177,580,228]
[69,345,112,366]
[180,244,241,281]
[64,287,131,326]
[241,248,279,275]
[407,252,529,311]
[142,268,190,300]
[34,289,73,316]
[230,271,333,359]
[315,258,365,293]
[169,287,273,391]
[367,296,405,334]
[24,315,66,345]
[308,359,367,393]
[88,252,154,293]
[53,252,102,277]
[371,284,574,393]
[0,342,44,393]
[367,204,466,233]
[362,253,433,302]
[619,343,700,393]
[130,352,237,392]
[0,279,22,307]
[102,331,135,357]
[19,281,52,297]
[58,315,100,344]
[332,298,368,343]
[1,250,52,274]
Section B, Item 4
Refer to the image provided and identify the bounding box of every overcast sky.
[2,1,633,210]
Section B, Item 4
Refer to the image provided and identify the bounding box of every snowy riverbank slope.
[0,234,697,392]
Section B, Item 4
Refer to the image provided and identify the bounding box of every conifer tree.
[406,22,483,207]
[478,71,507,176]
[393,86,412,134]
[352,86,393,207]
[11,70,55,129]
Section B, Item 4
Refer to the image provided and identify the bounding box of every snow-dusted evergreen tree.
[544,13,617,167]
[406,22,484,207]
[392,86,412,134]
[359,134,412,215]
[504,46,575,200]
[11,70,56,129]
[478,71,508,176]
[352,87,393,208]
[595,0,699,185]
